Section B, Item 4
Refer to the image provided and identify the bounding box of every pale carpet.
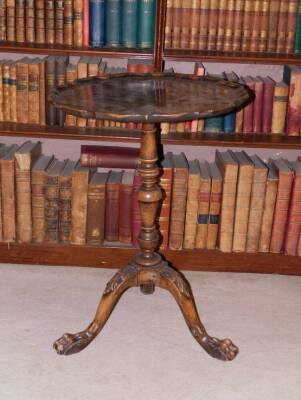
[0,263,301,400]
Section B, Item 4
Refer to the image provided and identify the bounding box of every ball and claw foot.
[53,331,94,356]
[200,335,239,361]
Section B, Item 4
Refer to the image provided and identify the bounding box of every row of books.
[0,140,301,258]
[165,0,301,54]
[0,0,156,48]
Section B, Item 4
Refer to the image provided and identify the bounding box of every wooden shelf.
[0,243,299,275]
[164,49,301,65]
[0,42,153,59]
[1,123,301,149]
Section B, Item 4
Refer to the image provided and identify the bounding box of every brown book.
[164,0,173,48]
[266,0,281,52]
[71,161,94,245]
[31,154,55,243]
[76,56,88,127]
[169,152,188,250]
[15,141,42,243]
[276,0,289,53]
[9,62,17,123]
[262,76,275,134]
[35,0,45,44]
[232,0,245,51]
[45,159,66,243]
[0,63,3,121]
[38,58,46,125]
[284,160,301,255]
[80,145,140,169]
[28,59,40,125]
[16,0,25,43]
[183,159,200,249]
[246,155,268,253]
[258,0,269,52]
[189,0,200,49]
[73,0,83,46]
[258,160,278,252]
[241,0,254,52]
[283,65,301,136]
[216,0,227,51]
[119,171,135,244]
[58,159,77,243]
[171,0,182,48]
[45,55,57,126]
[0,0,5,41]
[2,61,11,122]
[158,152,173,249]
[223,0,235,51]
[86,171,108,245]
[180,0,192,49]
[286,0,299,53]
[195,161,211,249]
[198,0,210,50]
[231,151,254,253]
[105,170,123,242]
[206,161,222,250]
[0,144,19,243]
[56,56,69,126]
[55,0,64,44]
[252,76,264,133]
[271,81,289,134]
[298,234,301,256]
[45,0,55,44]
[65,64,77,126]
[215,150,238,253]
[6,0,15,42]
[63,0,73,45]
[25,0,35,42]
[249,0,262,52]
[270,158,294,253]
[207,0,219,50]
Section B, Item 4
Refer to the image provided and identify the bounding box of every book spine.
[59,176,73,243]
[284,173,301,255]
[158,168,173,249]
[9,64,17,123]
[271,83,288,134]
[267,0,281,52]
[56,57,68,127]
[45,57,57,126]
[232,0,245,51]
[32,171,47,243]
[71,171,89,245]
[262,81,275,133]
[0,0,5,41]
[137,0,156,48]
[28,63,40,124]
[216,0,227,51]
[121,0,137,47]
[171,0,181,48]
[0,65,3,121]
[180,0,192,49]
[45,0,55,44]
[189,0,200,49]
[1,159,16,242]
[258,0,269,52]
[241,0,253,52]
[183,173,200,249]
[131,175,142,247]
[164,0,173,48]
[253,80,264,133]
[198,0,209,50]
[242,81,254,133]
[74,0,83,46]
[35,0,45,44]
[64,0,73,45]
[16,61,29,124]
[276,0,289,53]
[65,66,77,126]
[286,0,299,53]
[270,173,294,253]
[39,61,46,125]
[249,0,261,52]
[204,116,223,132]
[207,0,219,51]
[86,183,105,244]
[6,0,16,42]
[223,0,235,51]
[206,179,222,249]
[169,169,188,250]
[45,174,60,243]
[284,67,301,136]
[55,0,64,44]
[83,0,89,46]
[105,183,120,241]
[298,234,301,256]
[15,167,32,243]
[16,0,25,43]
[25,0,35,42]
[105,0,121,47]
[119,184,133,243]
[3,64,11,122]
[195,179,211,249]
[80,149,139,169]
[294,0,301,53]
[223,112,236,134]
[259,177,278,252]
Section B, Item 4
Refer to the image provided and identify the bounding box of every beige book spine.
[1,159,16,242]
[3,63,10,121]
[298,234,301,256]
[0,64,3,121]
[15,168,32,242]
[271,83,289,134]
[9,64,17,122]
[71,170,89,245]
[206,178,222,249]
[32,171,47,243]
[195,177,211,249]
[258,179,278,252]
[183,173,200,249]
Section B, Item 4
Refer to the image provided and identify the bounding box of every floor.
[0,263,300,400]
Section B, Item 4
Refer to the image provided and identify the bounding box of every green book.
[204,117,224,133]
[105,0,121,47]
[121,0,138,48]
[294,0,301,53]
[137,0,156,48]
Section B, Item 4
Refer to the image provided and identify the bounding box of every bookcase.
[0,0,301,276]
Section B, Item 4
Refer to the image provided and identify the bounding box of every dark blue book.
[223,71,239,134]
[121,0,138,48]
[105,0,122,47]
[89,0,105,47]
[204,117,224,133]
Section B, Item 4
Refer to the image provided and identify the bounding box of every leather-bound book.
[286,1,299,53]
[276,0,289,53]
[183,159,200,249]
[86,171,108,245]
[83,0,89,46]
[121,0,137,47]
[65,64,77,126]
[6,0,15,42]
[76,56,88,127]
[73,0,83,46]
[80,145,140,169]
[258,0,269,52]
[15,141,42,243]
[253,76,264,133]
[89,0,105,47]
[249,0,262,52]
[105,0,121,47]
[232,0,245,51]
[9,62,17,123]
[2,61,11,122]
[35,0,45,44]
[180,0,192,49]
[246,155,268,252]
[271,81,289,134]
[131,172,142,247]
[266,0,281,52]
[207,0,219,50]
[294,0,301,53]
[55,0,64,44]
[45,0,55,44]
[206,161,222,250]
[169,152,189,250]
[216,0,227,51]
[105,170,123,242]
[189,0,200,49]
[119,171,135,244]
[241,0,254,52]
[137,0,156,48]
[38,58,46,125]
[284,160,301,255]
[16,0,25,43]
[0,63,3,121]
[28,59,40,125]
[283,65,301,136]
[16,58,29,124]
[231,151,254,253]
[158,152,173,249]
[164,0,173,48]
[270,159,294,253]
[215,150,238,253]
[223,0,235,51]
[241,76,255,133]
[45,159,66,243]
[298,234,301,256]
[0,0,5,41]
[45,56,57,126]
[31,155,54,243]
[56,56,69,127]
[63,0,73,45]
[195,161,211,249]
[58,159,77,244]
[25,0,35,42]
[262,77,275,134]
[198,0,209,50]
[136,59,155,73]
[0,144,19,243]
[71,161,94,245]
[258,160,278,252]
[127,59,140,73]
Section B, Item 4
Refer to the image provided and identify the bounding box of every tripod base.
[53,261,238,362]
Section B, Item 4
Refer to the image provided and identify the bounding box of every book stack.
[0,0,156,48]
[165,0,301,54]
[1,140,301,258]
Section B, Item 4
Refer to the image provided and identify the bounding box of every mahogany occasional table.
[50,73,250,361]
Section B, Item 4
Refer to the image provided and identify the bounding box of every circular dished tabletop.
[49,73,251,123]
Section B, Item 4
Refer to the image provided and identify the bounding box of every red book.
[283,65,301,136]
[270,159,294,253]
[253,77,264,133]
[242,76,255,133]
[284,161,301,255]
[119,171,135,244]
[262,77,276,134]
[105,170,123,241]
[131,173,142,247]
[80,145,140,169]
[83,0,89,47]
